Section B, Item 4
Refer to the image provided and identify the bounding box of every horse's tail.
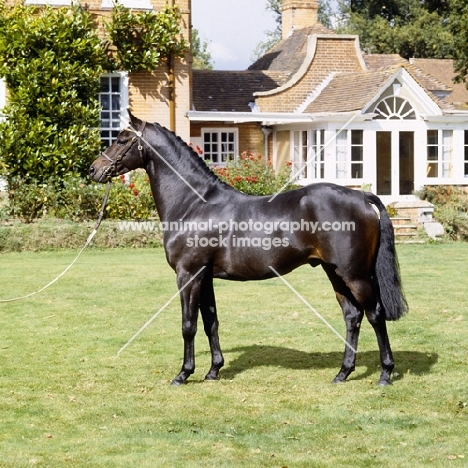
[365,192,408,321]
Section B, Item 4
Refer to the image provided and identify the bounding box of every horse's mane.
[149,121,232,189]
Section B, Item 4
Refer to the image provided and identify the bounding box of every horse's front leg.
[199,275,224,381]
[171,271,202,386]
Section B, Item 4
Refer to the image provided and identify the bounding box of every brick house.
[188,0,468,205]
[1,0,468,207]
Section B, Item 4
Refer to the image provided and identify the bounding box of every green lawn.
[0,244,467,467]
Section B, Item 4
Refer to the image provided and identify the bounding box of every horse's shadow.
[219,345,438,382]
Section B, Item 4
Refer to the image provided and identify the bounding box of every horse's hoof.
[204,374,220,381]
[377,379,393,386]
[332,377,346,384]
[170,377,187,386]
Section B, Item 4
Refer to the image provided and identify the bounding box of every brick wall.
[190,122,266,156]
[256,36,364,113]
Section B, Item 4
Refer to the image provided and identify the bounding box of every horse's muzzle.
[89,161,112,183]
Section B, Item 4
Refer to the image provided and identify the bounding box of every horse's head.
[89,112,147,183]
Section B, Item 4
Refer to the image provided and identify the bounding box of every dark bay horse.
[89,113,408,386]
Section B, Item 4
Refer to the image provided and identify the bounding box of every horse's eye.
[117,139,125,147]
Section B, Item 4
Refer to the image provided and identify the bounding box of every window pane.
[351,130,363,145]
[442,162,452,178]
[336,130,348,178]
[351,146,363,162]
[111,95,121,110]
[111,77,120,93]
[427,130,438,145]
[351,163,363,179]
[427,163,438,177]
[100,77,109,93]
[427,146,438,161]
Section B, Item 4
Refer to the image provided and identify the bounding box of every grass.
[0,244,467,467]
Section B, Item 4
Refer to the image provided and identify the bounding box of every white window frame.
[335,129,364,180]
[101,0,153,10]
[201,128,238,166]
[291,129,325,181]
[427,129,453,179]
[292,130,308,179]
[99,72,129,148]
[25,0,72,5]
[464,130,468,178]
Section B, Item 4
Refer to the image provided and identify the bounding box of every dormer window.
[374,96,416,120]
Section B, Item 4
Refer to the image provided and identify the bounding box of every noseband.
[101,121,147,178]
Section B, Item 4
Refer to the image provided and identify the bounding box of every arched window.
[374,96,416,120]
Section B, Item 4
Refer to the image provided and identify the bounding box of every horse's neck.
[144,131,225,221]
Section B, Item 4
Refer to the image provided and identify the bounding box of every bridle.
[100,120,147,179]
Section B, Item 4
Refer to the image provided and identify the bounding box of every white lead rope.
[0,181,113,303]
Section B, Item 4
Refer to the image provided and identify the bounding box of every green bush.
[103,171,156,220]
[5,172,156,222]
[418,185,468,241]
[212,151,297,196]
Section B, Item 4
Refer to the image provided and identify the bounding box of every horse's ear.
[126,110,142,128]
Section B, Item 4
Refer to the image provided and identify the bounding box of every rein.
[0,181,113,303]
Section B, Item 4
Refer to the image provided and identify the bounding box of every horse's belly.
[212,245,312,281]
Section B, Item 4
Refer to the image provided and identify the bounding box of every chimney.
[282,0,318,40]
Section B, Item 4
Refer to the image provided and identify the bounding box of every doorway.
[376,131,414,196]
[399,131,414,195]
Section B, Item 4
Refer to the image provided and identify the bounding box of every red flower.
[128,183,135,189]
[132,189,139,196]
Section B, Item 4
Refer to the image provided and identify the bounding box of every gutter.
[186,110,366,125]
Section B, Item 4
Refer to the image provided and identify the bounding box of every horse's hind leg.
[322,264,364,383]
[332,292,364,383]
[199,275,224,381]
[365,304,394,386]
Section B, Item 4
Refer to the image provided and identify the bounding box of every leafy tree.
[448,0,468,85]
[339,0,453,59]
[0,4,109,184]
[106,3,188,72]
[192,28,214,70]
